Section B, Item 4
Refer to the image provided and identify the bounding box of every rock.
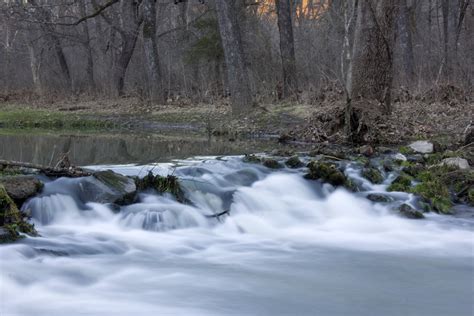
[367,194,393,203]
[243,154,262,164]
[407,154,424,163]
[398,204,424,219]
[262,158,283,169]
[393,153,407,162]
[361,168,384,184]
[285,156,304,168]
[358,145,374,157]
[271,149,295,157]
[409,141,434,154]
[135,172,186,202]
[377,146,394,154]
[78,170,137,205]
[441,157,470,170]
[305,161,347,186]
[0,185,37,243]
[0,176,43,205]
[387,173,413,192]
[383,160,395,172]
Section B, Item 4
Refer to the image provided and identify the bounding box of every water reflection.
[0,132,281,166]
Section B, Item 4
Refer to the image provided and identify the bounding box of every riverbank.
[1,88,472,145]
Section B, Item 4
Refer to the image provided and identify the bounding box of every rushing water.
[1,155,473,316]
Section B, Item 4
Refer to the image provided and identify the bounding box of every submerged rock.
[0,176,43,206]
[398,204,424,219]
[409,141,434,154]
[78,170,137,205]
[243,154,262,164]
[441,157,470,170]
[367,194,393,203]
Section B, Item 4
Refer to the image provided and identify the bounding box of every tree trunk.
[78,1,95,92]
[27,42,42,96]
[351,0,398,114]
[142,0,163,102]
[441,0,450,79]
[215,0,253,114]
[397,0,415,85]
[275,0,298,99]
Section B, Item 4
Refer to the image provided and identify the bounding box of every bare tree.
[215,0,254,114]
[351,0,398,114]
[275,0,298,99]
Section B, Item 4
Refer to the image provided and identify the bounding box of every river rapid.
[1,155,473,316]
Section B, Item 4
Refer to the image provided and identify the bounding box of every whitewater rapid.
[1,156,473,315]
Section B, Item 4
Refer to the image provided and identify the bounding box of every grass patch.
[0,109,114,131]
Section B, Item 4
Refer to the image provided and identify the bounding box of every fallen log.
[0,160,92,178]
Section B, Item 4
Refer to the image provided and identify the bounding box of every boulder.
[361,168,384,184]
[262,158,283,169]
[441,157,470,170]
[0,176,43,205]
[78,170,137,205]
[367,194,393,203]
[398,204,424,219]
[305,161,347,186]
[408,141,434,154]
[358,145,374,157]
[393,153,407,162]
[285,156,304,168]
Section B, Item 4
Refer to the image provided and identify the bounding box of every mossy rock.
[0,185,36,243]
[243,154,262,164]
[398,204,425,219]
[262,158,283,169]
[399,146,414,155]
[387,173,413,192]
[361,168,384,184]
[305,161,347,186]
[135,172,186,203]
[344,178,359,192]
[402,163,425,178]
[285,156,304,169]
[468,188,474,206]
[411,180,452,214]
[367,194,393,203]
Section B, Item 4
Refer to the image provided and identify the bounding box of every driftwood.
[0,160,92,178]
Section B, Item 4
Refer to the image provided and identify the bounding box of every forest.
[0,0,472,143]
[0,1,473,316]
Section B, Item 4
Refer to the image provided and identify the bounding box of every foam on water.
[1,156,473,316]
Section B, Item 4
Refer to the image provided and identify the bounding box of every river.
[0,133,473,315]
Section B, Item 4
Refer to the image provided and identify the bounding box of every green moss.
[305,161,347,186]
[0,185,36,243]
[285,156,304,168]
[135,172,186,203]
[468,188,474,206]
[387,173,413,192]
[243,154,262,164]
[411,180,452,214]
[399,146,414,155]
[361,168,384,184]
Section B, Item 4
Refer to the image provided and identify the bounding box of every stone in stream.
[361,167,384,184]
[398,204,424,219]
[408,141,434,154]
[305,161,347,186]
[0,185,37,243]
[285,156,304,168]
[367,194,393,203]
[78,170,137,205]
[441,157,470,170]
[0,176,43,206]
[393,153,407,162]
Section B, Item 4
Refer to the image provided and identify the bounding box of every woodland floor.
[0,86,472,146]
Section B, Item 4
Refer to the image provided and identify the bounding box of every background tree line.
[0,0,472,135]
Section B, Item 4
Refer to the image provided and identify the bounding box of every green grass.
[0,109,114,131]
